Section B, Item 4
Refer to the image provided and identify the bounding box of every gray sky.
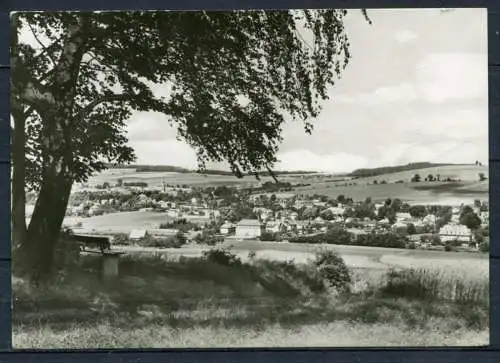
[20,8,488,173]
[127,8,488,172]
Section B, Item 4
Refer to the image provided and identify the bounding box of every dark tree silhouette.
[12,10,371,281]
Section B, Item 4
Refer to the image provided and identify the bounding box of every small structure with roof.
[129,229,147,240]
[439,224,473,242]
[220,221,236,235]
[235,219,263,239]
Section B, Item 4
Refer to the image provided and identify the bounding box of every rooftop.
[236,219,262,226]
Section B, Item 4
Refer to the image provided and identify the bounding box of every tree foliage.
[14,10,356,187]
[12,9,368,281]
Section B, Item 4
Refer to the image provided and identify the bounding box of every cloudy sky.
[20,8,488,173]
[127,8,488,173]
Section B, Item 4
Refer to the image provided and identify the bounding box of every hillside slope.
[354,165,488,184]
[349,163,467,178]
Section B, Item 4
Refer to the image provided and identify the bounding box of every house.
[235,219,263,239]
[313,216,325,225]
[423,214,437,225]
[167,210,180,218]
[392,221,408,234]
[149,228,179,237]
[220,221,236,235]
[329,207,345,217]
[377,218,390,225]
[276,193,296,201]
[396,212,411,222]
[286,220,307,233]
[129,229,148,240]
[158,201,171,209]
[313,201,327,207]
[439,224,472,242]
[265,220,282,233]
[294,200,311,209]
[480,212,489,225]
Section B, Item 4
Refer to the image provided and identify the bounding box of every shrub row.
[289,229,408,249]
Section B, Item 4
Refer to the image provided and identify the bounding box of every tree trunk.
[11,14,28,272]
[11,107,27,256]
[24,167,73,282]
[17,15,91,283]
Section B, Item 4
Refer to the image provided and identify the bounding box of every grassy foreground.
[12,250,489,348]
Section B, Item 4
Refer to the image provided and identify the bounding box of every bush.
[138,234,185,248]
[479,241,489,253]
[324,228,353,245]
[355,232,407,249]
[444,244,452,252]
[260,231,282,242]
[112,233,130,245]
[313,249,352,293]
[407,242,417,250]
[202,248,242,267]
[194,232,224,246]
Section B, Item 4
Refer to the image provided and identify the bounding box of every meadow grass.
[12,251,489,348]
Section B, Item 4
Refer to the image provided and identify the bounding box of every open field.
[291,181,488,205]
[83,164,488,205]
[353,165,488,184]
[288,165,488,204]
[59,211,208,233]
[112,240,489,278]
[84,169,309,188]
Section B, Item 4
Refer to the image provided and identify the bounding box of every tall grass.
[379,268,488,307]
[12,249,490,348]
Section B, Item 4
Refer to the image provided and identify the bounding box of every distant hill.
[348,162,469,178]
[106,164,191,173]
[106,164,318,176]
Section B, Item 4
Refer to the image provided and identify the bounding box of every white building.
[423,214,437,225]
[313,216,326,225]
[265,220,282,233]
[235,219,262,239]
[329,207,345,217]
[480,212,489,225]
[439,224,472,242]
[167,210,180,218]
[129,229,147,240]
[220,221,236,235]
[396,212,411,222]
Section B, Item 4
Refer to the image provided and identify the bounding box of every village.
[25,173,490,253]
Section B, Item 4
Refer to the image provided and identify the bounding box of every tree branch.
[72,93,132,122]
[266,165,279,183]
[27,21,57,68]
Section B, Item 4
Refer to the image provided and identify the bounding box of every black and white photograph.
[11,8,489,348]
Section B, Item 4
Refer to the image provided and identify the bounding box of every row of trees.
[289,228,408,249]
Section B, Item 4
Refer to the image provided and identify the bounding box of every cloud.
[333,83,417,105]
[405,107,488,140]
[394,29,418,43]
[126,112,177,142]
[416,53,487,102]
[130,139,198,167]
[334,52,486,106]
[364,83,418,104]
